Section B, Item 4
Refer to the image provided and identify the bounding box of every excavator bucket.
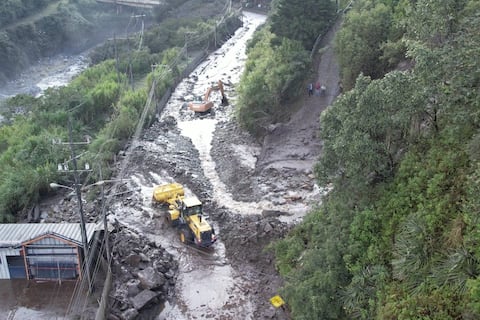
[218,80,228,106]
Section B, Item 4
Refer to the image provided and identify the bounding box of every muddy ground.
[102,11,341,319]
[8,9,342,320]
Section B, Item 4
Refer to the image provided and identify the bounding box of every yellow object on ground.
[270,295,285,308]
[153,183,184,202]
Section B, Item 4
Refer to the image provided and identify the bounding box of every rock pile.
[108,226,178,320]
[215,210,292,320]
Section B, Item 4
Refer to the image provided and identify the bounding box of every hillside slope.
[0,0,143,85]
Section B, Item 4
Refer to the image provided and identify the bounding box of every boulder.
[164,269,175,279]
[153,259,169,273]
[130,289,159,310]
[137,267,166,290]
[126,279,140,297]
[120,308,139,320]
[124,254,142,267]
[264,307,277,319]
[261,210,287,218]
[263,222,273,233]
[139,252,150,262]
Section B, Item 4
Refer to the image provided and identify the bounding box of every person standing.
[321,84,326,96]
[315,81,321,96]
[307,82,313,96]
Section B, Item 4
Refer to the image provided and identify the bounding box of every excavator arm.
[204,87,213,102]
[217,80,228,105]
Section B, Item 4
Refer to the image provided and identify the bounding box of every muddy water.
[111,171,254,319]
[0,11,285,320]
[176,116,314,222]
[165,11,318,224]
[0,9,318,320]
[0,280,81,320]
[0,53,92,320]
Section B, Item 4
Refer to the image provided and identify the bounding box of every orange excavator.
[187,80,228,113]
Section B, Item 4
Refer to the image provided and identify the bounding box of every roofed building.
[0,223,99,281]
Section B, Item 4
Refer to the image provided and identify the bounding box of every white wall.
[0,248,21,279]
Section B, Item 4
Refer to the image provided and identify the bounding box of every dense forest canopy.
[269,0,337,49]
[266,0,480,318]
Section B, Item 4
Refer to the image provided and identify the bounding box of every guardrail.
[96,0,161,9]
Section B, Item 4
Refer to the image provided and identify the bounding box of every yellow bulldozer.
[152,183,217,247]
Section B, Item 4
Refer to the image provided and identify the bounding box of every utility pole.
[214,23,217,48]
[138,15,145,51]
[128,14,146,90]
[98,166,111,260]
[184,31,195,61]
[184,33,188,60]
[67,118,92,294]
[114,33,121,85]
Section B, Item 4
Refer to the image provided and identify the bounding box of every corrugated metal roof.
[0,223,99,248]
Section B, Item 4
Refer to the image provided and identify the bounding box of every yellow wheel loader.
[153,183,217,247]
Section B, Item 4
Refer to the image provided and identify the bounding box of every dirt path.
[257,17,342,173]
[205,16,343,319]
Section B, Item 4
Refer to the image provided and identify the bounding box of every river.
[0,54,90,100]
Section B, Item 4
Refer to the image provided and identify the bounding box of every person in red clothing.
[315,81,321,96]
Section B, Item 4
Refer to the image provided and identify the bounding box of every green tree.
[315,71,420,190]
[270,0,337,49]
[335,1,393,89]
[275,201,351,319]
[236,29,309,135]
[277,1,480,318]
